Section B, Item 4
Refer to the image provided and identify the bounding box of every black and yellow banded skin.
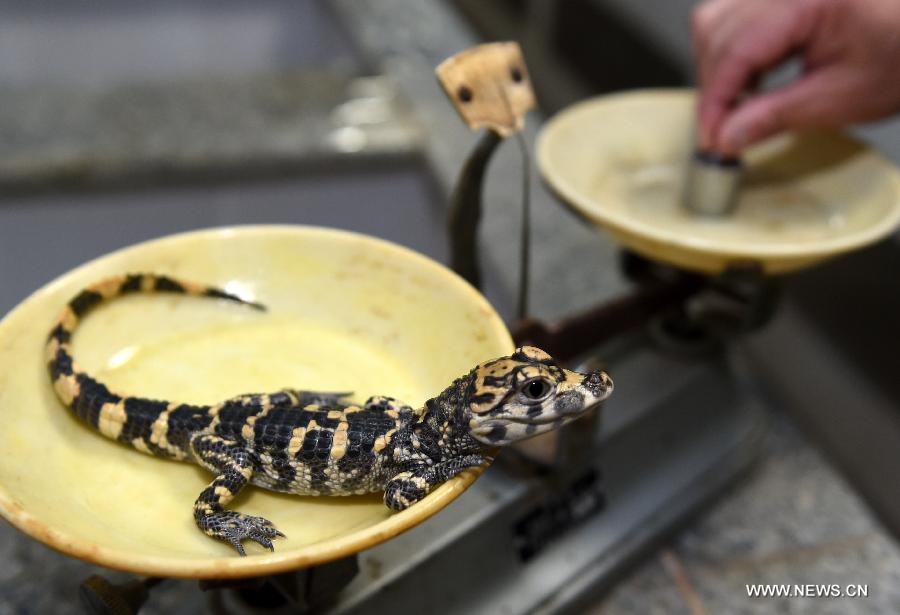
[46,273,613,556]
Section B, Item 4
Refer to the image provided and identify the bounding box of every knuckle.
[718,46,757,86]
[763,104,787,133]
[692,0,728,37]
[691,4,713,37]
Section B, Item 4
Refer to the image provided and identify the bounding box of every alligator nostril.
[585,370,612,394]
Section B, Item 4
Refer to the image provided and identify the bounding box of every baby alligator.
[46,274,613,555]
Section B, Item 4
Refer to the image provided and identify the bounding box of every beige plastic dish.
[0,225,513,579]
[538,89,900,274]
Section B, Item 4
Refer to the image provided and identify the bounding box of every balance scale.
[1,90,898,615]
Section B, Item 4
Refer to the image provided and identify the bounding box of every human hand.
[693,0,900,155]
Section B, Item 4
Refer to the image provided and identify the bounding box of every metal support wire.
[516,131,531,320]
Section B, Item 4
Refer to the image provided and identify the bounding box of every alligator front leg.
[190,434,284,556]
[383,454,487,511]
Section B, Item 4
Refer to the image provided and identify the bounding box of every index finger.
[697,0,816,152]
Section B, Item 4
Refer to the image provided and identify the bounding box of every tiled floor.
[594,417,900,614]
[0,531,202,615]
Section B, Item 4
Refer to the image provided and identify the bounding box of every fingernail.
[698,125,711,150]
[720,122,748,156]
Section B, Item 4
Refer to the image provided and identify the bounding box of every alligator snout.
[584,370,613,397]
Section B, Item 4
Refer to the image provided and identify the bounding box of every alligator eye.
[521,378,552,401]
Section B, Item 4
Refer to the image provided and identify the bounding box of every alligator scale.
[45,274,613,555]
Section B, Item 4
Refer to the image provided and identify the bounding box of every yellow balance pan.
[0,225,513,579]
[537,88,900,274]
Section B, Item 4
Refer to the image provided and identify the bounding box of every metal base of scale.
[207,333,766,615]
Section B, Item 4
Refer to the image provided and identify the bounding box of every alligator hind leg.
[224,390,353,409]
[190,434,284,556]
[281,389,354,407]
[363,395,415,415]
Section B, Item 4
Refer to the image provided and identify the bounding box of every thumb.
[716,69,842,155]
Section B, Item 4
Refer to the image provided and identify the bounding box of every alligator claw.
[205,511,285,556]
